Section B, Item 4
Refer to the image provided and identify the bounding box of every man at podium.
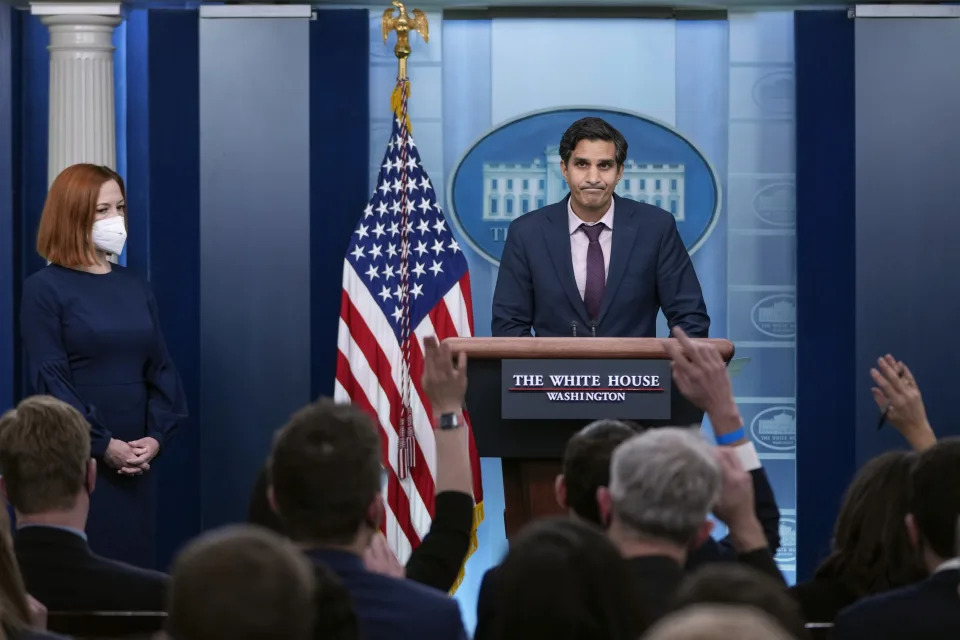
[492,117,709,338]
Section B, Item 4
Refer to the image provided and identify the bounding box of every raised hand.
[664,327,742,438]
[871,354,936,451]
[421,336,467,416]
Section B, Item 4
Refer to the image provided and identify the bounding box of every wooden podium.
[444,337,734,537]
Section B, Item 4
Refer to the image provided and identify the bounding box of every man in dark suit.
[492,117,709,338]
[831,438,960,639]
[268,395,466,640]
[0,396,167,612]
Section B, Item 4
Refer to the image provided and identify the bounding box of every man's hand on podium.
[664,327,743,439]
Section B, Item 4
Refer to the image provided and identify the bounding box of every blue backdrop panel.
[16,13,48,296]
[199,15,312,529]
[310,10,370,400]
[0,5,15,412]
[123,9,148,278]
[144,8,202,569]
[794,9,856,581]
[15,13,49,405]
[854,17,960,463]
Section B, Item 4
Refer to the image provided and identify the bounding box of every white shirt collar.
[568,196,615,236]
[934,557,960,573]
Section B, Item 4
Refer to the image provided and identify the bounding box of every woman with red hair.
[19,163,187,569]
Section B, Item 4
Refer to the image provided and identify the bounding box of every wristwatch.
[438,412,461,430]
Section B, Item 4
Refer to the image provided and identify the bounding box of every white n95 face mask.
[92,216,127,256]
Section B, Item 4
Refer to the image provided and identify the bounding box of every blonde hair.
[0,395,91,513]
[0,507,31,631]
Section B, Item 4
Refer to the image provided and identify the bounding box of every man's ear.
[689,520,715,550]
[86,459,96,495]
[555,474,567,510]
[366,494,385,530]
[906,513,921,549]
[596,486,613,528]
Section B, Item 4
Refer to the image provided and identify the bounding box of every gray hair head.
[609,427,721,545]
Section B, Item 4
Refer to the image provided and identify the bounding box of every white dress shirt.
[568,199,614,300]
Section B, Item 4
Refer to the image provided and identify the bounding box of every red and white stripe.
[334,261,479,564]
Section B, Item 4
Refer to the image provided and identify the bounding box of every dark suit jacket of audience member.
[306,548,466,640]
[14,526,167,612]
[789,576,859,623]
[248,464,475,592]
[627,555,686,634]
[830,568,960,639]
[474,555,682,640]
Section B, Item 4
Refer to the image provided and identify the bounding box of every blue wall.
[853,17,960,462]
[198,14,313,529]
[794,9,856,581]
[310,10,370,399]
[143,9,203,569]
[196,9,370,530]
[0,6,15,413]
[795,10,960,581]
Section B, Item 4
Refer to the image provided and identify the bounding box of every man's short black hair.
[559,117,628,167]
[908,437,960,559]
[270,398,382,545]
[562,420,642,524]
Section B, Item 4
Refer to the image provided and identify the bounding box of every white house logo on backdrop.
[448,108,721,267]
[751,293,796,338]
[482,146,687,224]
[775,515,797,565]
[750,406,796,452]
[752,70,795,116]
[753,181,796,227]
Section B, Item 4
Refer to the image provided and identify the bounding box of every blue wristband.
[715,427,745,445]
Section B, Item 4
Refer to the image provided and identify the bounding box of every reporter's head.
[599,427,721,548]
[0,395,95,517]
[167,524,315,640]
[268,398,383,549]
[558,419,639,525]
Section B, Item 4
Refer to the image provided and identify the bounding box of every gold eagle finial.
[381,1,429,80]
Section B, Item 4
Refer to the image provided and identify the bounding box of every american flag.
[334,80,484,578]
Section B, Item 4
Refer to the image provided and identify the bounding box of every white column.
[34,6,122,185]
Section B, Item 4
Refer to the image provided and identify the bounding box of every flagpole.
[381,0,428,478]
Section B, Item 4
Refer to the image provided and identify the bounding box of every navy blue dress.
[20,264,187,569]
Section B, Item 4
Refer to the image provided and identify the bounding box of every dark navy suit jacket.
[830,568,960,639]
[14,525,167,612]
[492,195,709,338]
[306,548,466,640]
